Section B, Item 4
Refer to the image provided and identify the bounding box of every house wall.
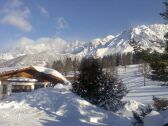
[10,82,35,92]
[0,81,3,99]
[0,80,50,100]
[1,81,12,99]
[10,82,35,90]
[3,81,50,92]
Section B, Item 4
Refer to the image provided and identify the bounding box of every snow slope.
[0,86,131,126]
[116,64,168,119]
[118,65,168,105]
[1,64,168,125]
[0,51,79,67]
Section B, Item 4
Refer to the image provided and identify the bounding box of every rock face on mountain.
[0,24,167,67]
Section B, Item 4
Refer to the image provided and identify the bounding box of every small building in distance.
[64,71,79,83]
[0,66,68,99]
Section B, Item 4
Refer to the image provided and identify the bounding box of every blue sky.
[0,0,166,48]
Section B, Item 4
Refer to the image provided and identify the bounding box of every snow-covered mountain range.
[0,24,168,67]
[73,24,168,57]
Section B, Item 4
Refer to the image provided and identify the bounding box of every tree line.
[51,51,145,74]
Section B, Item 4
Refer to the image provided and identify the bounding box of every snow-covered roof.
[32,66,68,82]
[7,77,37,82]
[0,66,68,84]
[0,66,24,74]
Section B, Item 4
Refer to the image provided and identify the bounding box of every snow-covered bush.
[132,111,143,126]
[153,96,168,111]
[132,105,152,126]
[132,96,168,126]
[72,57,127,112]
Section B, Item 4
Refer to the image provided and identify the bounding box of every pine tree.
[64,58,73,75]
[72,57,103,103]
[52,60,64,73]
[101,55,117,75]
[143,2,168,84]
[98,73,127,111]
[72,57,80,81]
[160,1,168,21]
[165,33,168,52]
[130,38,144,64]
[122,53,133,72]
[72,57,127,112]
[161,1,168,52]
[116,53,122,66]
[147,52,168,84]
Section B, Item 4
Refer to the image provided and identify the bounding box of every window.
[2,85,7,94]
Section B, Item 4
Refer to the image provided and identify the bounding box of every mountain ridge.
[0,23,168,67]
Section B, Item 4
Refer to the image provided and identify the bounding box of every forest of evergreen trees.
[51,50,145,75]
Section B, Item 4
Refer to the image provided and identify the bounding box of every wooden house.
[0,66,68,99]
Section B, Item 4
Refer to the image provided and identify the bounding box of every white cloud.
[1,14,32,32]
[38,6,48,15]
[56,17,69,30]
[13,36,68,53]
[1,0,32,32]
[5,0,23,9]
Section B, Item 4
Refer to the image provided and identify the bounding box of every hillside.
[0,85,131,126]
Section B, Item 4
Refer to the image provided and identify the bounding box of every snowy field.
[118,65,168,105]
[0,64,168,126]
